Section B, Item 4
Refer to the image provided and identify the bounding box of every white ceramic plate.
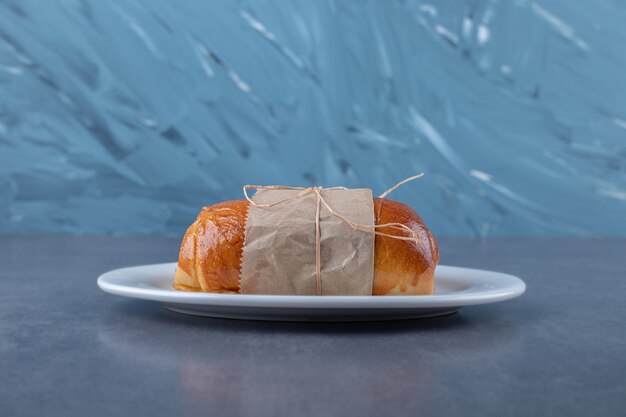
[97,263,525,321]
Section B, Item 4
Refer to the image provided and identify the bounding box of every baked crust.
[174,198,439,295]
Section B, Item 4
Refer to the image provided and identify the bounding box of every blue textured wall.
[1,0,625,236]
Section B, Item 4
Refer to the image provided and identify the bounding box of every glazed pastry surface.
[174,198,439,295]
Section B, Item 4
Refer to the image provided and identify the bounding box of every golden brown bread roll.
[174,198,439,295]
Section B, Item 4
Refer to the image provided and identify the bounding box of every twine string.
[242,174,424,295]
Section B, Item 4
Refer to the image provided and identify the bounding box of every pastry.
[174,198,439,295]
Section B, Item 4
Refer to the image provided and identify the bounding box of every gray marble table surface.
[1,237,625,417]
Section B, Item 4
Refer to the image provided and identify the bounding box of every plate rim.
[97,262,526,309]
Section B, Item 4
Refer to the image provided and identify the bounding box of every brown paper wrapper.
[240,188,375,295]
